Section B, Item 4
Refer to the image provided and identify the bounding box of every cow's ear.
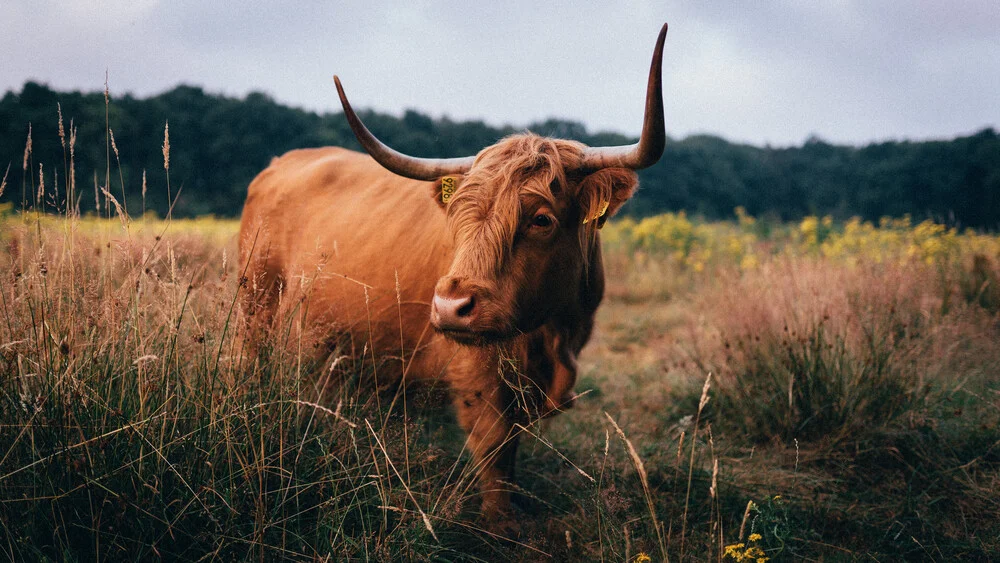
[577,168,638,228]
[430,175,464,210]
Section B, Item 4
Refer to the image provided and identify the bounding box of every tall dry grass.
[683,255,1000,560]
[597,209,999,559]
[0,213,485,559]
[0,212,731,561]
[2,96,998,560]
[4,207,998,560]
[692,256,998,442]
[2,99,728,561]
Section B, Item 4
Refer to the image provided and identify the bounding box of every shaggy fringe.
[447,133,637,276]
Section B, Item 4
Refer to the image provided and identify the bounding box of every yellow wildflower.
[740,253,759,271]
[724,543,746,561]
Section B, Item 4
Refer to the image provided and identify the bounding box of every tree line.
[2,81,998,228]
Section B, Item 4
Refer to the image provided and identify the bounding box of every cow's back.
[239,147,458,380]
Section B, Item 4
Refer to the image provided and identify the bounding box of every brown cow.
[239,23,668,520]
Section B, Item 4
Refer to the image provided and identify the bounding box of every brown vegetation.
[2,210,997,560]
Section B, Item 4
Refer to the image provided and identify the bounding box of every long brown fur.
[239,133,638,520]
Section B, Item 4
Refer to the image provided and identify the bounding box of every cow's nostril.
[456,295,476,318]
[432,293,479,330]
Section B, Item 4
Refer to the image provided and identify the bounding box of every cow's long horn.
[579,23,668,171]
[334,76,475,181]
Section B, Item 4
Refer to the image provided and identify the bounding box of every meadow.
[1,196,997,561]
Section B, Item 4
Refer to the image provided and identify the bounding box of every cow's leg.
[541,331,579,415]
[448,349,519,518]
[523,327,578,417]
[244,275,282,346]
[239,245,283,359]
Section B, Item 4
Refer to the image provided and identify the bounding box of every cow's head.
[335,24,668,345]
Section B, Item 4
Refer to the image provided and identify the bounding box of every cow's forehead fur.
[445,134,595,278]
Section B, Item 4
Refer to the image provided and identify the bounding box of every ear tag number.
[441,176,457,204]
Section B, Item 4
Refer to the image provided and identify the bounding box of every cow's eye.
[531,213,554,229]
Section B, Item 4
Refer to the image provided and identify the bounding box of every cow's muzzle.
[430,277,507,344]
[431,294,476,331]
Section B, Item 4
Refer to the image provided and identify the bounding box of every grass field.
[1,205,998,561]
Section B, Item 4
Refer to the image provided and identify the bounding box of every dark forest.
[3,81,998,228]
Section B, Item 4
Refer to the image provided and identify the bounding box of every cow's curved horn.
[334,76,475,181]
[579,23,668,171]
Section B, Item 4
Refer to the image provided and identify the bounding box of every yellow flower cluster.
[604,211,758,272]
[604,209,1000,273]
[723,533,769,562]
[798,214,834,248]
[3,212,240,247]
[809,214,973,266]
[906,219,958,264]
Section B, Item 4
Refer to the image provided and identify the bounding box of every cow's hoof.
[481,511,522,538]
[479,494,522,537]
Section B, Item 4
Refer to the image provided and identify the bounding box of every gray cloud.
[3,1,997,146]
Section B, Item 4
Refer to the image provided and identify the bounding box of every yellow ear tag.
[441,176,457,204]
[597,199,610,218]
[582,200,610,224]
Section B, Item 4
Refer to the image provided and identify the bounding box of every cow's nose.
[431,293,477,330]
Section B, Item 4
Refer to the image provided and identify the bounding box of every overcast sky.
[4,1,998,147]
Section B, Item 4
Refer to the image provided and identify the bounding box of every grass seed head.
[110,128,120,160]
[37,163,44,203]
[22,123,32,171]
[162,121,170,171]
[58,103,66,149]
[0,163,9,200]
